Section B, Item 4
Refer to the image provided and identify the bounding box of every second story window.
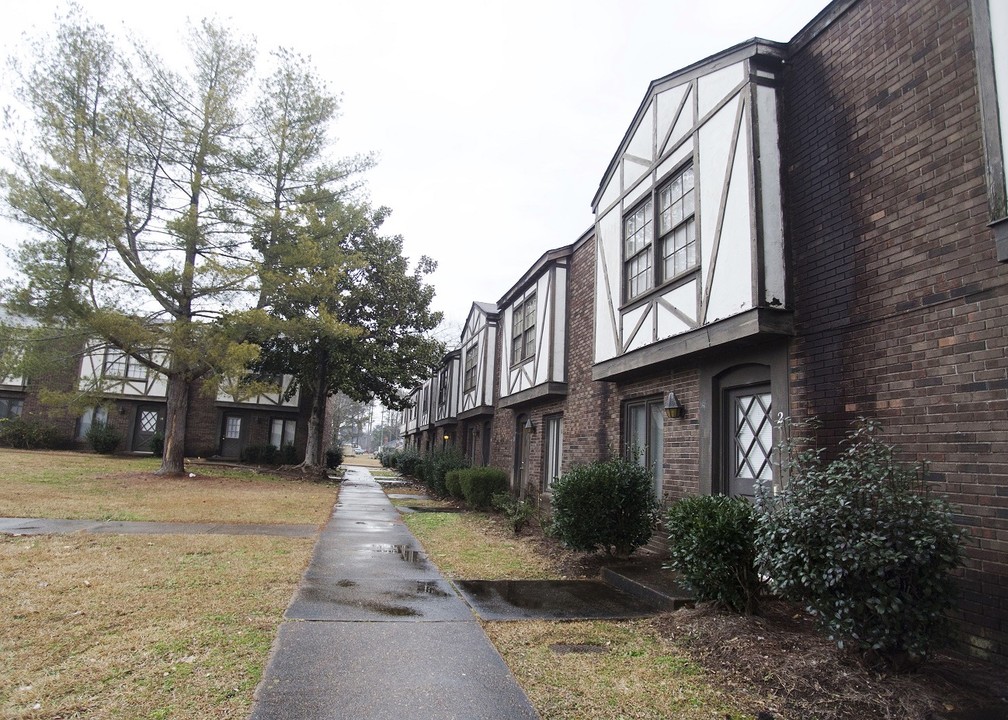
[463,345,478,393]
[437,367,449,406]
[103,348,147,380]
[624,164,696,302]
[511,291,536,365]
[658,166,696,281]
[624,200,653,301]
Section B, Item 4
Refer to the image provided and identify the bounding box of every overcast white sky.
[1,0,830,340]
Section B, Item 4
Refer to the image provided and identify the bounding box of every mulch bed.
[492,513,1008,720]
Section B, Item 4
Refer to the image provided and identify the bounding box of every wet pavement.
[0,517,317,538]
[249,465,539,720]
[456,579,663,621]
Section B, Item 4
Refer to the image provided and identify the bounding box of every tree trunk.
[303,352,330,468]
[157,375,188,476]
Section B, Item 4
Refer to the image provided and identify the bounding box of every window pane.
[225,416,241,439]
[649,402,664,497]
[545,416,563,489]
[140,410,158,434]
[270,419,282,447]
[126,357,147,380]
[105,351,126,377]
[734,392,772,482]
[627,404,647,465]
[283,420,296,447]
[77,407,94,440]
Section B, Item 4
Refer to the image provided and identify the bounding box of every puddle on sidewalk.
[370,543,426,563]
[456,579,663,620]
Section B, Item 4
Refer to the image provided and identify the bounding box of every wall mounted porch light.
[663,391,685,420]
[443,434,450,441]
[524,418,535,433]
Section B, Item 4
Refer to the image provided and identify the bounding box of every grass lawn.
[402,511,559,579]
[0,448,337,524]
[485,620,745,720]
[401,505,753,719]
[1,533,312,719]
[1,449,334,719]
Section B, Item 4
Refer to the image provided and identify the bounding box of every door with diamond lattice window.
[132,405,165,453]
[724,386,772,499]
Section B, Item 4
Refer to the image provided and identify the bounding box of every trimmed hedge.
[445,469,465,499]
[325,446,344,469]
[417,447,468,496]
[458,467,508,509]
[550,455,660,557]
[396,448,422,478]
[666,495,762,613]
[86,421,121,454]
[0,416,62,450]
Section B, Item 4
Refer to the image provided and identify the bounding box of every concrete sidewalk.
[0,517,318,538]
[248,465,539,720]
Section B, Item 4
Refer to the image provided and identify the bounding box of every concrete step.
[601,565,694,611]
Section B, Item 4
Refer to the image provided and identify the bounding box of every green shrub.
[379,448,400,468]
[149,431,164,458]
[418,447,469,496]
[86,421,121,454]
[396,447,422,478]
[492,491,535,534]
[550,455,660,557]
[278,442,298,465]
[756,418,964,669]
[444,469,465,499]
[325,446,344,469]
[0,416,62,450]
[241,444,278,464]
[458,467,508,509]
[666,495,762,613]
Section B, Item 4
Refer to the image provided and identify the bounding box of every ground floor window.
[543,414,563,490]
[270,417,296,448]
[624,397,664,498]
[224,416,242,439]
[77,405,108,440]
[0,397,24,420]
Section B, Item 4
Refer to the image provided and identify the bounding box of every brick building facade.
[402,0,1007,661]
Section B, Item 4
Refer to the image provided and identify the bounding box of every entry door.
[514,416,531,495]
[132,405,165,452]
[220,414,244,458]
[724,385,773,499]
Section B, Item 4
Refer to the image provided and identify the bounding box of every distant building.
[0,313,310,460]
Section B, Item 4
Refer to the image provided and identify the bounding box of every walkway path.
[248,465,539,720]
[0,517,317,538]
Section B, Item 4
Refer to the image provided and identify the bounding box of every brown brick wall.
[564,236,612,473]
[608,367,700,505]
[784,0,1008,660]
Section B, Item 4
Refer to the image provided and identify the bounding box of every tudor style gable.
[79,344,168,398]
[433,349,461,426]
[457,302,498,418]
[497,247,570,408]
[592,40,792,379]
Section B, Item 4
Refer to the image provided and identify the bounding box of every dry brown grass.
[1,532,313,719]
[485,619,748,720]
[402,511,561,580]
[0,449,336,525]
